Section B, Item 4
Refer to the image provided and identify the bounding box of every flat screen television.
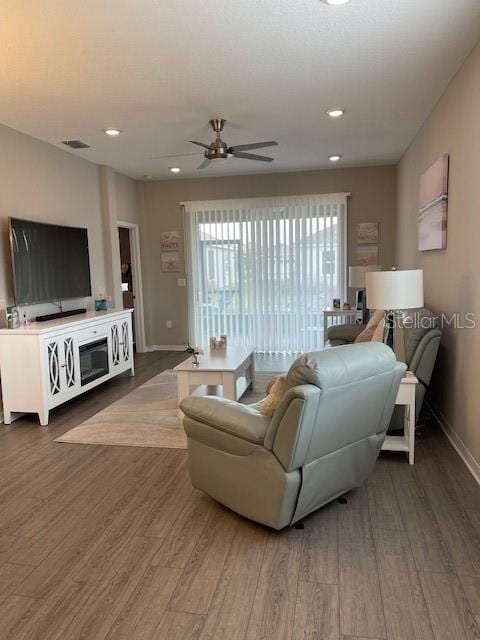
[9,217,92,305]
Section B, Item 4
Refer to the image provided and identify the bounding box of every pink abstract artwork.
[418,154,449,251]
[419,201,447,252]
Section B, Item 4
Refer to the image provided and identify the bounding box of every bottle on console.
[95,293,108,312]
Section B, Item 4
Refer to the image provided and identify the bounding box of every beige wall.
[396,41,480,465]
[115,172,140,224]
[141,165,397,346]
[0,123,136,321]
[0,123,108,318]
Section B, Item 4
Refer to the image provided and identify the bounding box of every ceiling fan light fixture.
[329,154,342,162]
[189,119,279,169]
[326,108,345,118]
[169,167,181,173]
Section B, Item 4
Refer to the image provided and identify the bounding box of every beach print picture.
[356,245,379,266]
[161,251,181,272]
[357,222,379,245]
[160,231,181,251]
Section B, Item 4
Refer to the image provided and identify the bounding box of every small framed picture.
[356,245,379,266]
[160,231,181,251]
[161,251,181,272]
[333,298,341,309]
[357,222,379,245]
[6,305,20,329]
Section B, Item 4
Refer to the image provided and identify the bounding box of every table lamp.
[348,265,381,323]
[366,268,424,362]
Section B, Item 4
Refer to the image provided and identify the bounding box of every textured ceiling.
[0,0,479,179]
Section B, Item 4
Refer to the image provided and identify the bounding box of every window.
[207,249,215,280]
[322,249,336,275]
[184,194,348,353]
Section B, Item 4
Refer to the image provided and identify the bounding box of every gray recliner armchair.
[326,307,442,424]
[180,343,406,530]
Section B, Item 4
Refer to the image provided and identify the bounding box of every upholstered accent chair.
[326,307,441,424]
[180,342,406,530]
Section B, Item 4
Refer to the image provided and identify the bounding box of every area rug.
[55,370,265,449]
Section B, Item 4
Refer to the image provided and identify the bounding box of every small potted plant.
[185,343,204,367]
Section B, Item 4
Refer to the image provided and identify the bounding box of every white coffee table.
[174,346,255,411]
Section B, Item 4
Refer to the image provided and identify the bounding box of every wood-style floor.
[0,352,479,640]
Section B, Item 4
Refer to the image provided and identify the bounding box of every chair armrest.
[264,385,321,470]
[326,323,364,343]
[408,329,442,386]
[180,396,271,445]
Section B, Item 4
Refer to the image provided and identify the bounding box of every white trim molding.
[118,221,147,353]
[180,192,351,207]
[426,398,480,486]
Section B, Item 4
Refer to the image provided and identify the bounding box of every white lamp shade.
[348,265,381,289]
[366,269,424,310]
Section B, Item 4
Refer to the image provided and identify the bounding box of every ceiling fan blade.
[229,141,278,152]
[197,158,211,170]
[151,152,202,159]
[232,151,274,162]
[189,140,213,150]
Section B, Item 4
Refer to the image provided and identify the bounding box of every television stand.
[0,309,133,426]
[35,308,87,322]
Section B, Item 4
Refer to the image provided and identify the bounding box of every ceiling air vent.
[61,140,90,149]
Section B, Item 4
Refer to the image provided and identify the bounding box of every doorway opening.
[117,222,146,352]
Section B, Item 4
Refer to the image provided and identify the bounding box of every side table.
[382,372,418,464]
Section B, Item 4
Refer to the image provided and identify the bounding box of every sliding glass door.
[184,194,348,353]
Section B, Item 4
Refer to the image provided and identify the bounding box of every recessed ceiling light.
[169,167,181,173]
[143,175,153,180]
[326,108,345,118]
[103,128,122,136]
[322,0,351,5]
[329,155,342,162]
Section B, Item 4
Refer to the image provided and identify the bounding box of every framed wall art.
[161,251,181,272]
[418,154,449,251]
[356,245,379,266]
[160,231,181,251]
[357,222,379,245]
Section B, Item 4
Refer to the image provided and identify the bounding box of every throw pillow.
[260,374,287,417]
[372,314,386,342]
[354,309,385,343]
[354,324,377,343]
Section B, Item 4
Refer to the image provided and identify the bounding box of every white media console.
[0,308,134,426]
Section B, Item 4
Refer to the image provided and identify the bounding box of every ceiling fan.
[155,119,278,170]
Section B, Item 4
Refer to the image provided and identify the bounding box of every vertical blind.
[184,193,348,353]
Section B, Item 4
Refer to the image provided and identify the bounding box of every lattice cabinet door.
[45,335,80,402]
[62,336,78,390]
[46,339,62,399]
[120,320,130,362]
[111,323,121,368]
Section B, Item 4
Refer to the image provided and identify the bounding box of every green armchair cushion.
[284,341,399,392]
[180,395,270,445]
[326,322,364,343]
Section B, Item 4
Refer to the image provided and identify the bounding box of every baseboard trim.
[426,398,480,487]
[145,344,186,352]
